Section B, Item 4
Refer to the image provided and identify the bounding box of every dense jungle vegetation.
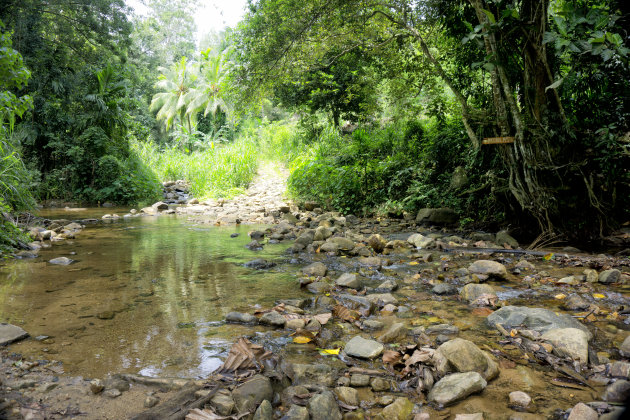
[0,0,629,252]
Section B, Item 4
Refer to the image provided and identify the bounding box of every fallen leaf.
[333,305,360,322]
[217,338,273,373]
[312,313,332,325]
[471,307,494,316]
[404,349,431,367]
[554,293,566,300]
[383,350,402,365]
[318,348,340,356]
[408,261,419,266]
[510,329,518,337]
[593,293,606,299]
[293,336,313,344]
[543,253,554,261]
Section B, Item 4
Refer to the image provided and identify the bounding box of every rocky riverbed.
[2,163,630,419]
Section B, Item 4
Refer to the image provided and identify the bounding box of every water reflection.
[0,216,307,378]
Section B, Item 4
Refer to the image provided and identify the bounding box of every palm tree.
[150,56,198,133]
[185,48,232,122]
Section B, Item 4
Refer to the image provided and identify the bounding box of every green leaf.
[481,9,496,24]
[545,78,564,92]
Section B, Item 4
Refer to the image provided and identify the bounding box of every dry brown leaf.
[313,313,332,325]
[186,408,250,420]
[472,293,498,307]
[404,349,431,367]
[333,305,360,322]
[290,328,318,339]
[217,338,273,373]
[383,350,402,365]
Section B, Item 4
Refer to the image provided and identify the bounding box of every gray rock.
[541,328,589,363]
[232,375,273,414]
[104,389,122,398]
[244,259,276,269]
[603,380,630,403]
[515,260,535,270]
[49,257,73,265]
[460,283,495,302]
[487,306,592,339]
[302,262,327,277]
[329,237,355,251]
[370,377,391,392]
[611,362,630,378]
[379,323,407,343]
[363,320,384,330]
[567,402,597,420]
[144,395,160,408]
[334,386,359,406]
[283,404,309,420]
[375,279,398,292]
[319,242,339,254]
[426,324,459,335]
[599,269,621,284]
[620,335,630,357]
[407,233,434,249]
[292,363,337,386]
[104,378,130,392]
[253,399,272,420]
[432,283,458,295]
[379,397,414,420]
[308,391,341,420]
[496,231,519,248]
[368,234,387,253]
[416,208,458,225]
[336,273,362,289]
[0,323,29,346]
[245,240,263,250]
[345,335,384,359]
[226,312,258,324]
[306,282,332,294]
[89,379,104,394]
[152,201,169,210]
[468,260,508,279]
[454,414,483,420]
[211,389,235,415]
[428,372,487,406]
[260,311,286,327]
[584,269,599,283]
[433,338,499,380]
[350,374,370,387]
[508,391,531,408]
[366,293,398,306]
[563,294,590,311]
[451,166,468,189]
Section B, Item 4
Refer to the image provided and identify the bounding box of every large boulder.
[467,260,508,279]
[407,233,434,249]
[487,306,592,339]
[428,372,487,406]
[336,273,362,289]
[495,231,519,248]
[308,391,341,420]
[433,338,499,380]
[302,262,327,277]
[541,328,589,363]
[291,363,337,386]
[232,375,273,414]
[599,269,621,284]
[344,335,384,359]
[416,208,458,225]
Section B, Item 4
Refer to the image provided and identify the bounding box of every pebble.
[567,402,598,420]
[509,391,531,408]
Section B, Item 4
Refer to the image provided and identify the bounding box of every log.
[130,384,219,420]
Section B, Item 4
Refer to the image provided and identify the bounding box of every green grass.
[132,137,259,200]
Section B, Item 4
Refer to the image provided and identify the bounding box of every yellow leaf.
[293,336,312,344]
[593,293,606,299]
[510,329,518,337]
[325,293,330,297]
[426,316,442,324]
[543,253,554,261]
[318,348,340,355]
[554,293,566,300]
[408,261,419,266]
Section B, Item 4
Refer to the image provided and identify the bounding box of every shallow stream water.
[0,214,307,378]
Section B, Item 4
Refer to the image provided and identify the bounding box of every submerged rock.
[567,402,597,420]
[225,312,258,324]
[599,269,621,284]
[291,364,337,387]
[232,375,273,414]
[487,306,591,338]
[244,259,276,269]
[428,372,487,406]
[433,338,499,380]
[49,257,73,265]
[336,273,362,289]
[308,391,341,420]
[259,311,286,327]
[468,260,508,279]
[541,328,589,363]
[302,262,327,277]
[460,283,495,302]
[379,397,414,420]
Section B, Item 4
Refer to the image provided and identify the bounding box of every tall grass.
[132,137,259,199]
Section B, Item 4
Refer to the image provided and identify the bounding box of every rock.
[260,311,286,327]
[252,400,272,420]
[306,282,332,294]
[416,208,458,225]
[599,269,621,284]
[541,328,589,363]
[244,259,276,269]
[450,166,468,189]
[286,319,307,330]
[407,233,434,249]
[454,415,484,420]
[302,262,327,277]
[350,374,370,387]
[334,386,359,406]
[0,323,29,345]
[434,338,499,380]
[375,279,397,292]
[105,378,130,392]
[496,231,519,248]
[284,404,309,420]
[370,377,390,392]
[320,242,340,254]
[557,276,580,285]
[428,372,486,406]
[366,293,398,306]
[620,335,630,357]
[432,283,458,295]
[508,391,531,409]
[336,273,362,289]
[563,294,590,311]
[304,201,319,211]
[309,391,342,420]
[292,364,337,386]
[363,320,384,330]
[358,257,382,267]
[368,234,388,253]
[226,312,258,324]
[144,395,160,408]
[97,311,115,320]
[426,324,459,335]
[487,306,592,338]
[245,240,263,250]
[611,362,630,378]
[468,260,508,279]
[515,260,535,270]
[379,397,414,420]
[104,389,122,398]
[211,390,235,415]
[584,269,599,283]
[314,226,332,241]
[567,402,597,420]
[49,257,73,265]
[249,230,265,240]
[603,380,630,403]
[295,232,315,247]
[152,201,169,210]
[460,283,496,302]
[329,237,355,251]
[284,213,299,224]
[232,375,273,414]
[345,335,384,359]
[89,379,104,394]
[379,323,407,343]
